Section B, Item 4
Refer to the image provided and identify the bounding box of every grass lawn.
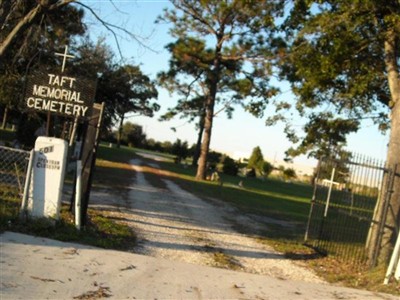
[97,144,313,237]
[0,141,136,251]
[0,190,136,251]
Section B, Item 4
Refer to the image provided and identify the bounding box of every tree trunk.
[196,96,215,180]
[367,28,400,266]
[1,106,8,129]
[116,114,124,149]
[195,39,222,180]
[192,110,205,167]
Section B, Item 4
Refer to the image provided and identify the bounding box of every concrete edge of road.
[1,231,398,300]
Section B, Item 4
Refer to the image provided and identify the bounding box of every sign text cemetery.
[22,46,100,222]
[25,72,95,118]
[24,46,96,119]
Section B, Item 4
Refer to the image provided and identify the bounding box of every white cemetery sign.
[27,137,68,219]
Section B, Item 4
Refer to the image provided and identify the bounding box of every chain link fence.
[0,146,31,201]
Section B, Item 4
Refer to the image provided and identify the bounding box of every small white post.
[75,160,82,230]
[395,257,400,281]
[69,117,78,147]
[20,149,35,217]
[384,229,400,284]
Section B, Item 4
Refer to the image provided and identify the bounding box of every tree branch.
[0,0,77,58]
[183,71,204,100]
[74,1,154,60]
[173,1,217,36]
[0,3,42,58]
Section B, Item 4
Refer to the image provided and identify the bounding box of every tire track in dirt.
[126,158,323,283]
[91,157,323,283]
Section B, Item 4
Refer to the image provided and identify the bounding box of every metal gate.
[304,154,388,264]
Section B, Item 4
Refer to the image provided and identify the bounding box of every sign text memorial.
[25,70,96,118]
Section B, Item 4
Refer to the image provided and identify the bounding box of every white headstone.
[28,137,68,219]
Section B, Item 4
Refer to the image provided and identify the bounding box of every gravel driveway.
[91,157,323,283]
[3,156,398,299]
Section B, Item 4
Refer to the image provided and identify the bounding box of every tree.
[0,0,80,59]
[284,114,360,160]
[277,1,400,265]
[71,38,116,133]
[122,122,146,148]
[98,65,159,148]
[0,72,21,129]
[161,141,173,154]
[159,89,206,167]
[283,167,296,181]
[262,161,274,178]
[0,0,148,61]
[247,146,265,176]
[171,139,189,163]
[0,0,86,129]
[220,155,239,176]
[160,0,283,180]
[157,38,210,166]
[145,138,163,152]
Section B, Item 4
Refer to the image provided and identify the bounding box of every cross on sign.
[55,45,74,73]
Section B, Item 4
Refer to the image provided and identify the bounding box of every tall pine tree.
[160,0,283,180]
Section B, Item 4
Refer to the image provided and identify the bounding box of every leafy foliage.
[277,0,400,265]
[219,155,239,176]
[121,122,147,148]
[97,64,159,148]
[271,0,399,158]
[283,168,296,180]
[285,114,359,159]
[171,139,190,163]
[0,0,86,129]
[262,161,274,178]
[247,146,265,176]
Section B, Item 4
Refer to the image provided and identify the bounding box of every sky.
[81,0,390,175]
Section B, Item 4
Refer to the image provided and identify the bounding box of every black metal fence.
[304,154,387,265]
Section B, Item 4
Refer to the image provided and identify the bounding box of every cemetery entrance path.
[89,156,323,283]
[4,154,399,299]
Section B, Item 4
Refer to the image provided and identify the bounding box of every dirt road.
[91,157,322,283]
[2,156,398,299]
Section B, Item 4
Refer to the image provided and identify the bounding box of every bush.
[283,168,297,180]
[245,168,256,177]
[220,155,239,176]
[172,139,189,163]
[262,161,274,178]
